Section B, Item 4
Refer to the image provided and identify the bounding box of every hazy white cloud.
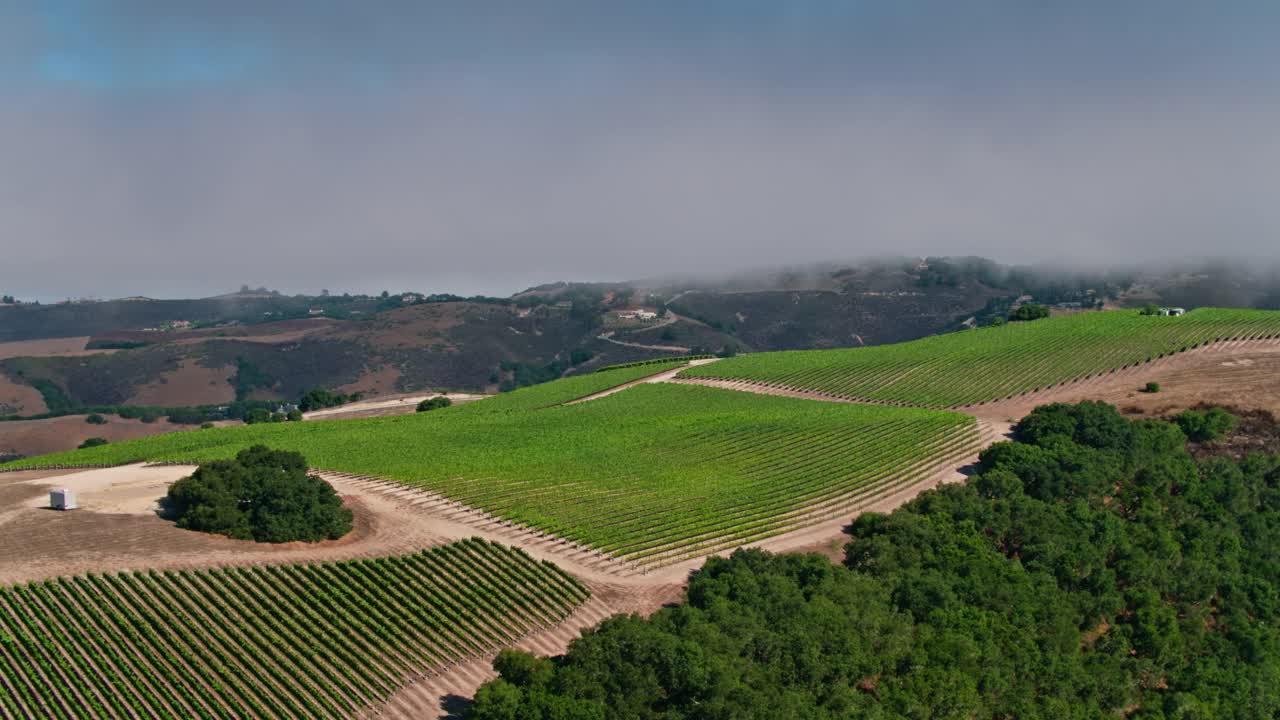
[2,2,1279,299]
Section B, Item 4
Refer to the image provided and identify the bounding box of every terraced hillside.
[0,539,587,719]
[3,383,977,569]
[679,308,1280,407]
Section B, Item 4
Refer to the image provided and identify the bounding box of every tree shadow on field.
[440,694,471,719]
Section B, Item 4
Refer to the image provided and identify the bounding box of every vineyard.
[454,359,690,414]
[2,384,977,568]
[678,307,1280,407]
[0,539,587,719]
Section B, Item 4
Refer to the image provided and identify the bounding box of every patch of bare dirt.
[125,360,236,406]
[336,364,403,396]
[327,302,470,349]
[0,372,46,415]
[1177,405,1280,461]
[969,339,1280,426]
[0,336,100,359]
[304,392,488,420]
[0,415,187,458]
[0,465,456,586]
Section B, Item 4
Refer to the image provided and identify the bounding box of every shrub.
[417,396,453,412]
[85,414,107,425]
[242,408,271,424]
[287,409,303,422]
[1143,382,1161,393]
[200,422,215,429]
[78,437,108,449]
[1174,407,1237,443]
[1009,303,1050,322]
[1139,302,1161,316]
[163,445,352,543]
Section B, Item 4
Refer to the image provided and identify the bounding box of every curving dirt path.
[564,357,720,405]
[303,392,489,420]
[595,330,689,353]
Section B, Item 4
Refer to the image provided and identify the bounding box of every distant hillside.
[4,256,1275,418]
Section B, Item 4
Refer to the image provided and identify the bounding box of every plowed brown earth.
[0,336,99,359]
[125,360,237,406]
[0,373,45,415]
[0,414,188,458]
[967,338,1280,425]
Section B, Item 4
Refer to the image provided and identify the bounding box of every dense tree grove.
[470,402,1280,719]
[164,445,352,543]
[417,396,453,412]
[1009,303,1051,321]
[298,388,362,412]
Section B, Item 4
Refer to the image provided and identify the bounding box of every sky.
[2,2,1279,300]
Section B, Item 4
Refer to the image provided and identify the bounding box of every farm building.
[49,488,77,511]
[1158,307,1187,316]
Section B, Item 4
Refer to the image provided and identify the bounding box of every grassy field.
[0,539,586,720]
[3,383,976,567]
[679,308,1280,407]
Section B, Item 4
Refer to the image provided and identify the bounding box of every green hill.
[3,380,975,569]
[679,308,1280,407]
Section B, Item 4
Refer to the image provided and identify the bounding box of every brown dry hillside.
[0,415,189,459]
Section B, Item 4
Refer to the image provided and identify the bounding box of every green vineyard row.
[0,539,587,720]
[678,308,1280,407]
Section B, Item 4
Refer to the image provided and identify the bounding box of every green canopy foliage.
[417,396,453,412]
[470,402,1280,719]
[164,445,352,543]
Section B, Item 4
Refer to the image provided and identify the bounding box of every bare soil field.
[0,372,46,415]
[125,360,237,406]
[337,364,403,396]
[969,338,1280,425]
[0,336,97,359]
[0,414,187,458]
[0,465,453,586]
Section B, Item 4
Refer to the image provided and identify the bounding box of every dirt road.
[303,392,489,420]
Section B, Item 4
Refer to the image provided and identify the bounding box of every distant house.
[308,308,325,316]
[400,293,423,305]
[1158,307,1186,317]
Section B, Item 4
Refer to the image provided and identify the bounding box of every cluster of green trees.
[297,388,362,412]
[471,401,1280,719]
[1175,407,1237,443]
[417,396,452,412]
[498,349,594,392]
[1009,302,1051,321]
[163,446,352,543]
[231,357,275,401]
[1,295,16,304]
[242,408,302,424]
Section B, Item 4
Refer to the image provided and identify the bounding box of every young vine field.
[0,539,587,719]
[678,307,1280,407]
[3,384,977,567]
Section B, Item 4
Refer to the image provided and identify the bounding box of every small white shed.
[50,488,77,511]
